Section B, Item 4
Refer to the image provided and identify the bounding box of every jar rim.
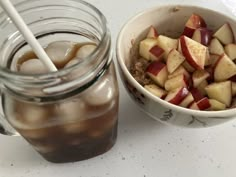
[0,0,109,83]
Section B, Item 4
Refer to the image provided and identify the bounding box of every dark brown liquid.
[11,97,119,163]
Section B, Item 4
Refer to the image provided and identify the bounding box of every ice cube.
[83,75,115,106]
[59,99,89,134]
[19,59,48,74]
[45,41,76,67]
[63,121,88,134]
[59,99,86,122]
[76,44,96,59]
[64,59,79,68]
[86,99,116,119]
[22,104,50,126]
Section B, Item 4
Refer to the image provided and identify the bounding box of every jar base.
[39,122,118,163]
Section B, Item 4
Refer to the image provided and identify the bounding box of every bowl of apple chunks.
[117,5,236,127]
[139,13,236,112]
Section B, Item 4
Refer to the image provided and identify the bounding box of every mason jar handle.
[0,89,18,136]
[0,113,18,136]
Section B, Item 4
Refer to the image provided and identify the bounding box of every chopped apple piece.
[180,35,207,70]
[209,99,226,111]
[165,87,189,105]
[213,23,234,45]
[139,38,158,60]
[166,49,185,73]
[149,45,165,61]
[192,70,210,87]
[224,44,236,60]
[164,74,188,91]
[209,38,225,55]
[182,14,207,38]
[156,35,178,59]
[147,26,159,38]
[146,61,168,87]
[179,93,194,107]
[192,28,212,46]
[205,81,232,107]
[214,54,236,81]
[144,84,167,99]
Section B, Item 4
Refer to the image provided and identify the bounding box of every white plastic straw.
[0,0,58,72]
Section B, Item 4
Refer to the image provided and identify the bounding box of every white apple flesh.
[224,43,236,60]
[209,99,226,111]
[213,23,234,45]
[209,38,225,55]
[213,54,236,81]
[166,49,185,73]
[156,35,178,60]
[167,65,190,79]
[205,81,232,107]
[164,74,189,91]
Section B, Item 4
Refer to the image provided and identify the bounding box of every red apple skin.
[165,87,189,105]
[192,28,212,46]
[197,97,211,110]
[182,14,207,38]
[149,45,164,60]
[190,88,204,102]
[183,27,196,38]
[146,61,165,75]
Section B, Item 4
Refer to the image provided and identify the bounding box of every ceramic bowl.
[116,5,236,128]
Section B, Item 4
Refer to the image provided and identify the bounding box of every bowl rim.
[116,4,236,118]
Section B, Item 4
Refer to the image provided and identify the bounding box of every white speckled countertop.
[0,0,236,177]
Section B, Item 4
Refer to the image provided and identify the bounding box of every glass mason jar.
[0,0,119,163]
